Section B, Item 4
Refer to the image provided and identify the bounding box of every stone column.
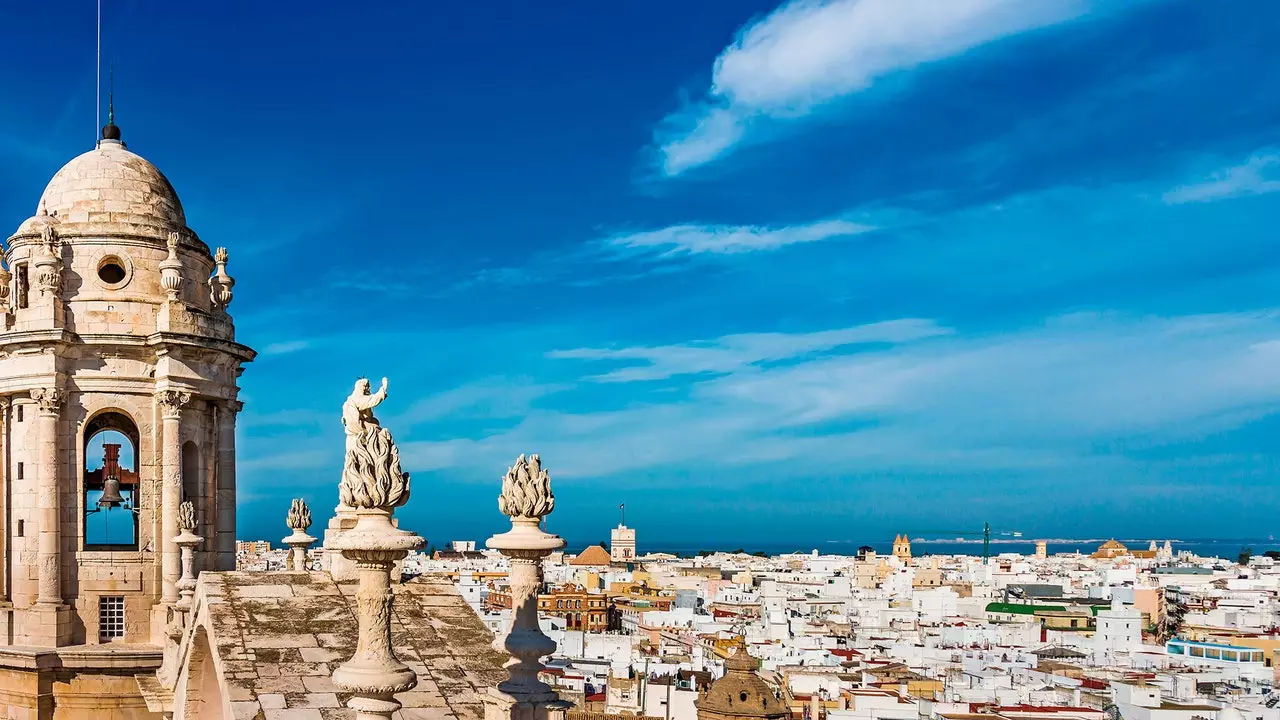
[161,501,202,685]
[331,377,424,720]
[486,454,569,720]
[215,400,240,571]
[157,390,190,605]
[0,397,9,603]
[30,387,63,606]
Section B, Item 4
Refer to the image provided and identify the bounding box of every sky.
[2,0,1280,549]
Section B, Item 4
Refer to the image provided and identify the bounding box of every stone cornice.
[8,224,209,256]
[0,643,162,671]
[147,331,256,364]
[0,328,76,351]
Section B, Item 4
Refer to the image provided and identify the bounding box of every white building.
[611,524,636,562]
[1094,596,1142,663]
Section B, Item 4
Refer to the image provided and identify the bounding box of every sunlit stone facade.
[0,121,253,716]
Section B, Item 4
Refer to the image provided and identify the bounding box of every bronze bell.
[98,474,125,508]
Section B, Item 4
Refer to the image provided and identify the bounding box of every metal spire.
[96,0,101,140]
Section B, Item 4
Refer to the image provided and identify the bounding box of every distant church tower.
[892,533,912,562]
[0,118,254,648]
[611,503,635,562]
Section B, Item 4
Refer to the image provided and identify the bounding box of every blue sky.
[3,0,1280,549]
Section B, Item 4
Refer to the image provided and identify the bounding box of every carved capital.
[220,399,244,414]
[29,387,64,416]
[156,390,192,419]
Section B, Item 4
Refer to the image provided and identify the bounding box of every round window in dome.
[96,255,132,289]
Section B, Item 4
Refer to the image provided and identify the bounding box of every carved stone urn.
[282,498,317,572]
[487,454,567,704]
[174,501,203,613]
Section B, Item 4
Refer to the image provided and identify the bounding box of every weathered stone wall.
[181,570,507,720]
[0,647,163,720]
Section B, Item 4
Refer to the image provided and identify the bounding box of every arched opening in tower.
[84,411,141,549]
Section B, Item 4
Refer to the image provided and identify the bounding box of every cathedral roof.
[20,136,185,236]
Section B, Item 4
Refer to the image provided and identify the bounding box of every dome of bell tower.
[28,135,185,235]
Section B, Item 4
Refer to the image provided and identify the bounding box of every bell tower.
[0,120,254,648]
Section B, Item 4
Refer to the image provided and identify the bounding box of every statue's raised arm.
[341,377,389,442]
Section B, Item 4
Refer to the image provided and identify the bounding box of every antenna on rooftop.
[96,0,102,141]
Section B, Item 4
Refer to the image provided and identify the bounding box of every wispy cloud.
[1163,151,1280,204]
[653,0,1091,176]
[550,319,949,382]
[604,219,871,256]
[403,310,1280,481]
[393,379,566,426]
[261,340,313,356]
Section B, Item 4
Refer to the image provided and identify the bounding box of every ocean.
[622,538,1280,560]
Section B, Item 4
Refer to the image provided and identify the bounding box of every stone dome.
[32,138,185,232]
[696,648,788,720]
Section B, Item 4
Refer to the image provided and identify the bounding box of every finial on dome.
[100,65,121,143]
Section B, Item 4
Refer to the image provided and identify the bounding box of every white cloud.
[402,310,1280,481]
[1163,152,1280,204]
[606,219,871,256]
[261,340,313,356]
[550,319,949,382]
[655,0,1090,176]
[392,380,565,425]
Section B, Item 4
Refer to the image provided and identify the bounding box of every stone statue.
[329,378,424,720]
[39,223,60,260]
[341,377,388,452]
[339,376,409,511]
[34,224,62,295]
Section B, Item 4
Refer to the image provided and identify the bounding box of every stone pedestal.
[21,603,74,647]
[485,454,567,720]
[484,687,572,720]
[331,509,425,720]
[321,504,359,580]
[324,507,404,581]
[283,529,316,572]
[488,519,564,698]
